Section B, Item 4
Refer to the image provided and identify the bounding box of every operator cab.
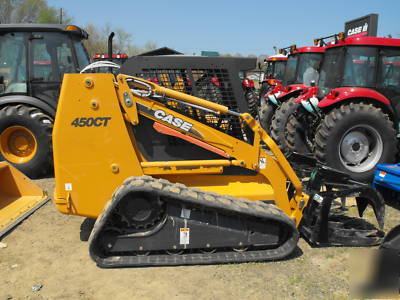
[263,54,287,83]
[0,24,89,112]
[318,36,400,109]
[283,45,325,87]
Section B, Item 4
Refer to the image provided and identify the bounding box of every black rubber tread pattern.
[286,112,313,155]
[270,98,300,155]
[258,100,276,133]
[198,82,223,104]
[89,176,299,267]
[314,103,397,182]
[0,105,53,178]
[244,89,258,118]
[258,82,269,102]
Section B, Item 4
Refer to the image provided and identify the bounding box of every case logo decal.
[154,109,193,132]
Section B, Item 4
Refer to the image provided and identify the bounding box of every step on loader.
[53,73,386,267]
[0,161,48,238]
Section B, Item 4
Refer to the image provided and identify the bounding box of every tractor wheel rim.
[339,124,383,173]
[0,126,37,164]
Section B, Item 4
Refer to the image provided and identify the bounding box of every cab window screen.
[73,39,90,70]
[283,55,298,85]
[342,46,377,87]
[31,32,75,82]
[377,49,400,93]
[0,32,27,94]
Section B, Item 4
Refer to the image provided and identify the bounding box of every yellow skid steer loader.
[0,162,47,237]
[53,73,386,268]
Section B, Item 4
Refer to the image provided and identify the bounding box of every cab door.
[0,32,27,95]
[376,48,400,118]
[29,32,77,110]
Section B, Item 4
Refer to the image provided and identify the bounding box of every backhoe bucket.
[0,162,48,238]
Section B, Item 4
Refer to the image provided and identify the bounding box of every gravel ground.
[0,177,398,299]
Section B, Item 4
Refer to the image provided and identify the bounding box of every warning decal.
[259,158,267,169]
[180,228,190,245]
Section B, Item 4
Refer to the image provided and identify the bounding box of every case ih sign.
[344,14,378,38]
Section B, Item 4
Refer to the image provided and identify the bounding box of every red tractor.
[240,72,258,118]
[260,44,324,148]
[92,53,128,65]
[259,53,287,101]
[92,53,129,73]
[287,34,400,181]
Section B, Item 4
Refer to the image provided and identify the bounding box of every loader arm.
[116,75,308,223]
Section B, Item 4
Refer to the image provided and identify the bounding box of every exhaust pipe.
[108,32,115,60]
[108,32,115,73]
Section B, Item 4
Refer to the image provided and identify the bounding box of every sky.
[47,0,400,56]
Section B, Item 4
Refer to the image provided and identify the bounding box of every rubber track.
[89,176,299,267]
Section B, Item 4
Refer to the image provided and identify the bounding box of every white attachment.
[80,61,121,73]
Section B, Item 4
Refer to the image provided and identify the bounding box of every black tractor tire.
[244,88,258,118]
[259,100,276,133]
[270,98,300,154]
[259,82,269,102]
[197,81,223,104]
[314,103,397,182]
[0,105,53,178]
[286,112,313,155]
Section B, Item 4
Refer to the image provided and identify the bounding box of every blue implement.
[373,163,400,193]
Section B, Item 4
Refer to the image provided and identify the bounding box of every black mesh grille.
[133,68,252,143]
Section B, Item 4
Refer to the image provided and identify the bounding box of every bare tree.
[84,23,157,57]
[127,41,157,56]
[126,44,142,56]
[0,0,157,59]
[143,41,157,52]
[0,0,21,23]
[84,24,108,57]
[13,0,46,23]
[0,0,72,24]
[37,7,73,24]
[114,29,132,53]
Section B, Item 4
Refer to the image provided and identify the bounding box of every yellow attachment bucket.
[0,162,48,237]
